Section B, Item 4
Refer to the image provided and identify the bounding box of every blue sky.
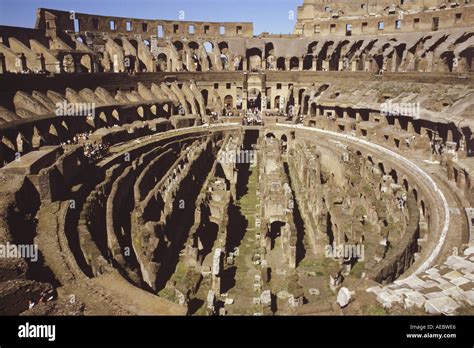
[0,0,301,34]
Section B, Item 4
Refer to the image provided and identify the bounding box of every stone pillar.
[407,120,415,133]
[0,53,6,73]
[37,54,46,73]
[285,57,290,71]
[15,53,27,72]
[338,59,344,71]
[394,118,401,130]
[150,57,157,72]
[299,58,303,71]
[243,90,248,110]
[312,56,317,71]
[351,59,358,71]
[322,59,329,71]
[243,58,248,71]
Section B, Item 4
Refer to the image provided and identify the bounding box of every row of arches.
[0,103,173,166]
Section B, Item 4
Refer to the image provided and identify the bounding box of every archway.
[277,57,285,70]
[224,95,234,110]
[290,57,299,70]
[157,53,167,72]
[248,88,261,110]
[247,47,262,71]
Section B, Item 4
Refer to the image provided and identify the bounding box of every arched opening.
[201,89,209,107]
[389,169,398,183]
[303,54,313,70]
[203,41,213,53]
[412,188,418,202]
[137,106,145,118]
[290,57,299,70]
[275,96,282,111]
[173,41,184,51]
[188,41,199,50]
[378,162,385,175]
[220,54,228,69]
[298,89,305,106]
[157,53,167,72]
[403,179,409,192]
[248,88,261,110]
[303,95,310,115]
[62,54,75,73]
[281,134,288,152]
[277,57,286,70]
[247,47,262,71]
[224,95,234,110]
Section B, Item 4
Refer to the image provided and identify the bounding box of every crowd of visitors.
[60,131,109,162]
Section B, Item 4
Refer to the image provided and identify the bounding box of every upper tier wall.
[35,8,254,39]
[295,3,474,36]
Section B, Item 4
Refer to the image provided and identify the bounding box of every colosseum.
[0,0,473,317]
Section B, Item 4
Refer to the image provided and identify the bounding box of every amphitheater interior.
[0,0,474,316]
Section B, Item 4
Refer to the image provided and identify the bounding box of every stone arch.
[248,88,261,110]
[309,102,317,116]
[378,162,385,174]
[157,53,167,72]
[290,57,299,70]
[173,41,184,51]
[275,96,282,110]
[298,89,305,106]
[137,106,145,118]
[203,41,213,53]
[403,178,409,191]
[80,54,92,72]
[303,54,313,70]
[62,54,75,73]
[389,168,398,183]
[201,89,209,106]
[412,188,418,203]
[247,47,262,71]
[277,57,285,70]
[188,41,199,50]
[224,95,233,109]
